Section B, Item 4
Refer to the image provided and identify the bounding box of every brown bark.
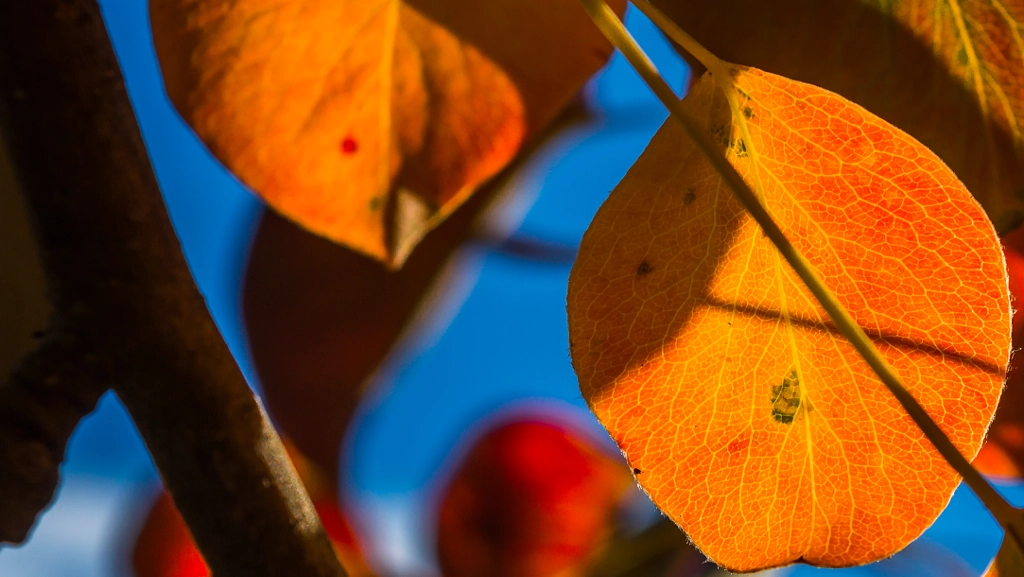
[0,1,346,575]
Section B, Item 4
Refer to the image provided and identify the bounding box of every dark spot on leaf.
[633,468,642,475]
[956,45,968,66]
[771,368,801,425]
[369,196,383,211]
[711,124,730,147]
[341,136,359,154]
[683,189,696,205]
[636,260,654,277]
[735,138,748,158]
[743,106,754,119]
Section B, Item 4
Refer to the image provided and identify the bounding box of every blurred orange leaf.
[436,419,632,577]
[650,0,1024,234]
[567,67,1010,571]
[151,0,623,267]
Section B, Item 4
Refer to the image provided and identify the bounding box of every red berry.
[436,419,631,577]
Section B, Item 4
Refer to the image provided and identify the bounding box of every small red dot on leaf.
[340,137,359,155]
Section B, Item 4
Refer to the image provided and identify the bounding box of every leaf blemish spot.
[636,260,654,277]
[633,468,641,475]
[340,136,359,155]
[743,106,754,119]
[735,139,748,158]
[710,124,730,147]
[684,189,697,205]
[369,196,383,211]
[771,368,802,425]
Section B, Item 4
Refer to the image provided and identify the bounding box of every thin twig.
[585,518,708,577]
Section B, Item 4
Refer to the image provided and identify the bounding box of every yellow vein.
[716,63,829,549]
[945,0,991,118]
[991,0,1024,66]
[983,68,1023,144]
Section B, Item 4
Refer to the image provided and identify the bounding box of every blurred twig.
[586,518,712,577]
[472,231,579,265]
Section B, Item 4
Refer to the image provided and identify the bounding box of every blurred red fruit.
[436,419,632,577]
[131,443,371,576]
[132,492,208,577]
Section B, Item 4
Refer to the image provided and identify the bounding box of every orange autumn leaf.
[649,0,1024,235]
[567,68,1011,571]
[150,0,623,267]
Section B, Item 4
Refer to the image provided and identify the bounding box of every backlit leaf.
[567,68,1010,571]
[151,0,623,267]
[650,0,1024,235]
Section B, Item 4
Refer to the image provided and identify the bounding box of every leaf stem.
[578,0,1019,532]
[627,0,726,78]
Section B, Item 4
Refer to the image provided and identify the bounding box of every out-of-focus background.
[1,2,1021,576]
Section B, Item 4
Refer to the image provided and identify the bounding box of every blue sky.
[0,2,1019,576]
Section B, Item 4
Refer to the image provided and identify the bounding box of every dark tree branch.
[0,1,346,575]
[0,337,107,543]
